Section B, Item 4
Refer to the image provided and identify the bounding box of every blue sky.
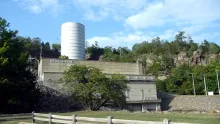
[0,0,220,48]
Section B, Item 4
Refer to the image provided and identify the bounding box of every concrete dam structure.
[37,21,160,111]
[38,58,161,111]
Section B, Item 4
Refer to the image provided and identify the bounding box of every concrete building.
[38,58,161,111]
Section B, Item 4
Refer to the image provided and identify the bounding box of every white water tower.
[61,22,85,60]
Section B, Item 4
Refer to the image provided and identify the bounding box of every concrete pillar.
[156,103,161,111]
[141,104,144,112]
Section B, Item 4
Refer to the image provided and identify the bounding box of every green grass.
[0,116,31,124]
[57,111,220,124]
[1,111,220,124]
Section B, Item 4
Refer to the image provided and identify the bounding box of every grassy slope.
[1,111,220,124]
[59,111,220,124]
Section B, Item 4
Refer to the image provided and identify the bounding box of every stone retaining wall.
[169,95,220,112]
[158,92,220,111]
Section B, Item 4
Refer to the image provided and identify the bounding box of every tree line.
[157,61,220,95]
[0,17,39,113]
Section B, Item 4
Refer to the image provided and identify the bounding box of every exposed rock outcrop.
[190,50,206,66]
[173,50,217,66]
[174,52,189,67]
[208,54,218,63]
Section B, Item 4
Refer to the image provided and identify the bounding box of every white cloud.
[87,31,153,48]
[72,0,148,21]
[125,0,220,29]
[86,30,180,48]
[165,0,220,24]
[125,2,167,29]
[13,0,62,15]
[159,30,176,40]
[87,28,220,48]
[182,23,220,36]
[193,32,220,44]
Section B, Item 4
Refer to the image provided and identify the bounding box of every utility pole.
[120,47,122,58]
[141,89,144,101]
[216,70,220,95]
[191,73,196,96]
[40,44,42,59]
[203,74,208,96]
[141,89,144,112]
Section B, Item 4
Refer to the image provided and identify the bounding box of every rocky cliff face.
[142,50,217,68]
[190,50,207,66]
[173,50,218,67]
[174,52,189,67]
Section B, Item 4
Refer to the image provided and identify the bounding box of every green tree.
[199,40,210,54]
[193,62,220,94]
[160,54,174,73]
[102,46,114,61]
[86,41,104,60]
[151,37,162,55]
[148,62,163,75]
[209,42,219,54]
[132,41,153,55]
[187,40,198,56]
[156,80,167,92]
[174,31,187,52]
[0,17,39,113]
[166,64,193,94]
[44,42,51,50]
[162,41,171,55]
[60,65,128,110]
[52,43,61,52]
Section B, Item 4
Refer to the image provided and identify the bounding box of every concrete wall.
[42,72,158,104]
[39,59,142,79]
[127,82,157,101]
[42,72,156,92]
[143,103,157,111]
[127,103,160,111]
[42,72,63,90]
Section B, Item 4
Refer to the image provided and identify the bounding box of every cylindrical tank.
[61,22,85,60]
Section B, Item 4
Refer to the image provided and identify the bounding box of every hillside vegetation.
[15,24,220,95]
[85,32,220,95]
[22,31,220,95]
